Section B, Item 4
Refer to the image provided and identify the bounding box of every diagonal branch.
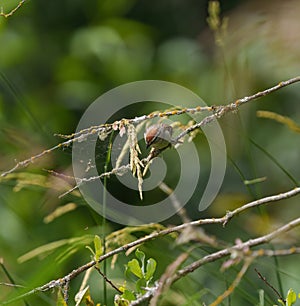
[174,76,300,142]
[2,186,300,305]
[1,76,299,178]
[255,268,285,304]
[0,1,26,18]
[170,216,300,284]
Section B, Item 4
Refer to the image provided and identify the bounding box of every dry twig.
[210,258,253,306]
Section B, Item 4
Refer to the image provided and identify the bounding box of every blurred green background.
[0,0,300,305]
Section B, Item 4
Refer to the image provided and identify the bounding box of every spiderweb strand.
[1,107,211,177]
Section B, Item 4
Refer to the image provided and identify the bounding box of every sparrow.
[144,123,173,150]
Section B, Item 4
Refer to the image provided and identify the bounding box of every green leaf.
[122,289,136,301]
[135,249,145,271]
[94,235,103,260]
[56,289,67,306]
[18,235,94,263]
[127,259,143,279]
[286,289,297,306]
[135,278,147,294]
[145,258,156,281]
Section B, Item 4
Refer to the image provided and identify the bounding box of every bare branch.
[94,266,122,294]
[174,76,300,142]
[255,268,285,304]
[58,164,131,198]
[223,186,300,226]
[0,0,26,18]
[2,77,299,177]
[170,217,300,284]
[3,186,300,304]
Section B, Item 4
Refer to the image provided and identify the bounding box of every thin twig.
[2,77,299,178]
[127,246,300,305]
[159,182,222,247]
[0,0,26,18]
[254,268,285,304]
[169,217,300,284]
[58,164,131,198]
[174,76,300,142]
[49,76,300,195]
[210,258,253,306]
[2,187,300,305]
[223,186,300,226]
[94,266,122,294]
[58,146,300,200]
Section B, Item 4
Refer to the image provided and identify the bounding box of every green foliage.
[85,235,103,262]
[259,288,300,306]
[115,249,157,304]
[277,289,297,306]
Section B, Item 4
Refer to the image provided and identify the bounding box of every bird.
[144,123,173,151]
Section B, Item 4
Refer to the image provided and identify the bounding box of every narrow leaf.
[18,235,93,263]
[94,235,103,260]
[135,278,147,294]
